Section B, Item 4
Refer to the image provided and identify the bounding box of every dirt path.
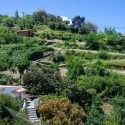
[68,49,125,56]
[110,69,125,75]
[1,39,125,79]
[44,39,125,56]
[59,68,68,77]
[45,39,125,57]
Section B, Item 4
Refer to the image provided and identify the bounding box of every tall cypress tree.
[15,9,19,24]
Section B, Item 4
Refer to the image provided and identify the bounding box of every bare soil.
[0,70,20,79]
[59,68,68,77]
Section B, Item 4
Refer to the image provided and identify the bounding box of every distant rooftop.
[16,88,27,93]
[17,29,32,32]
[0,85,24,88]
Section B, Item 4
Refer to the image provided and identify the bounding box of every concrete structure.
[17,29,33,37]
[0,85,26,100]
[26,99,41,122]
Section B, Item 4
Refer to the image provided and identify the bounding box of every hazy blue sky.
[0,0,125,33]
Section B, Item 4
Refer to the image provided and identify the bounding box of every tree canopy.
[0,94,20,122]
[2,17,14,27]
[36,97,87,125]
[23,65,61,94]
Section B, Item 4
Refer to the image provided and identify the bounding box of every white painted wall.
[0,87,23,99]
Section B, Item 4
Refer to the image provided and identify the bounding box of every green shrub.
[106,61,125,69]
[66,56,85,79]
[0,78,7,85]
[0,54,13,71]
[38,39,47,45]
[98,51,111,60]
[0,94,20,122]
[86,33,100,50]
[107,96,125,124]
[50,63,59,70]
[52,54,65,63]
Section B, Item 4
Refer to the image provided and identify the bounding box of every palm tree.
[17,60,30,84]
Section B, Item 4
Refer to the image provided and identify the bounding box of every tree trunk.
[19,73,23,84]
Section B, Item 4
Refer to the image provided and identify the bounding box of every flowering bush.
[36,97,87,125]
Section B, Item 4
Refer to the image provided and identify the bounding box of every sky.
[0,0,125,33]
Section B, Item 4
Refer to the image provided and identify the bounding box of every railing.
[21,100,26,110]
[34,98,40,108]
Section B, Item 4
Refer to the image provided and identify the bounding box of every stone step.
[27,108,36,111]
[26,107,35,110]
[27,107,35,109]
[28,110,36,112]
[28,113,37,116]
[28,112,36,114]
[30,117,39,120]
[29,115,37,118]
[26,107,35,109]
[28,112,36,115]
[33,119,40,122]
[28,112,37,115]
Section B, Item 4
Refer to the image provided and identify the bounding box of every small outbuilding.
[0,85,26,100]
[17,29,33,37]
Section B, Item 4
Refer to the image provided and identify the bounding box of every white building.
[0,85,26,100]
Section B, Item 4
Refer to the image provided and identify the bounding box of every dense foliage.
[66,56,85,79]
[36,97,87,125]
[0,94,20,124]
[23,65,61,94]
[0,8,125,125]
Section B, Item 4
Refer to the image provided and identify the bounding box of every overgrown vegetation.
[0,8,125,125]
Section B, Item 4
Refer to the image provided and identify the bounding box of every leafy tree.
[64,20,70,25]
[2,17,14,27]
[48,21,56,29]
[72,16,85,32]
[56,22,68,30]
[66,56,84,79]
[106,34,118,46]
[33,9,63,24]
[17,17,25,30]
[86,32,100,50]
[0,14,4,23]
[0,54,13,71]
[0,94,20,123]
[65,84,92,108]
[23,65,61,95]
[80,22,98,34]
[24,15,35,29]
[55,78,92,107]
[48,21,68,31]
[36,97,87,125]
[57,15,63,22]
[17,15,34,29]
[105,27,116,35]
[0,26,23,44]
[17,60,31,84]
[47,14,59,22]
[33,9,47,23]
